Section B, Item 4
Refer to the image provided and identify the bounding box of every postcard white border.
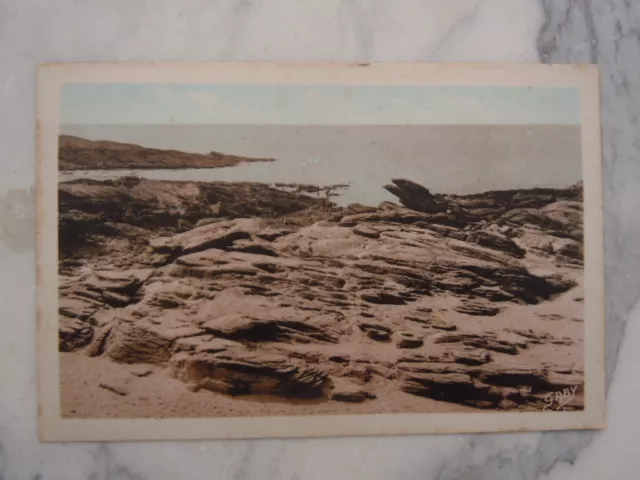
[37,62,605,441]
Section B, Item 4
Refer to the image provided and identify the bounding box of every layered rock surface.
[58,177,585,413]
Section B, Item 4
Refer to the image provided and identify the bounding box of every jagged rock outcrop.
[58,177,326,258]
[172,348,331,398]
[59,177,584,411]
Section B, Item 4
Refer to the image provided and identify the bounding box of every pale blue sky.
[62,84,580,126]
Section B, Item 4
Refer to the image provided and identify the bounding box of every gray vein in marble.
[0,443,6,480]
[428,1,482,59]
[539,0,640,389]
[537,0,596,63]
[339,0,373,59]
[231,442,259,480]
[88,446,142,480]
[0,188,35,253]
[434,431,596,480]
[223,0,258,59]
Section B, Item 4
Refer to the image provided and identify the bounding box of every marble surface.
[1,1,639,478]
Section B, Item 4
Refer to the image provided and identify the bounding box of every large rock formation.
[58,177,585,412]
[59,135,275,171]
[58,177,324,258]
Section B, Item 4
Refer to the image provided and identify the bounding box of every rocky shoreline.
[58,176,585,416]
[58,135,275,171]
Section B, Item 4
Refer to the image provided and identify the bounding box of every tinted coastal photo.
[55,81,587,419]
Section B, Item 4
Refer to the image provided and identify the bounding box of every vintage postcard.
[37,63,604,441]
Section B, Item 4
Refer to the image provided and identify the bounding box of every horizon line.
[60,123,581,127]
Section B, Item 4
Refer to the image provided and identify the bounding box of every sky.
[61,83,580,126]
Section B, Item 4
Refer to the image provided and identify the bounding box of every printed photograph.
[55,80,586,420]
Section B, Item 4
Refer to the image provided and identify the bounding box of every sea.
[59,124,581,206]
